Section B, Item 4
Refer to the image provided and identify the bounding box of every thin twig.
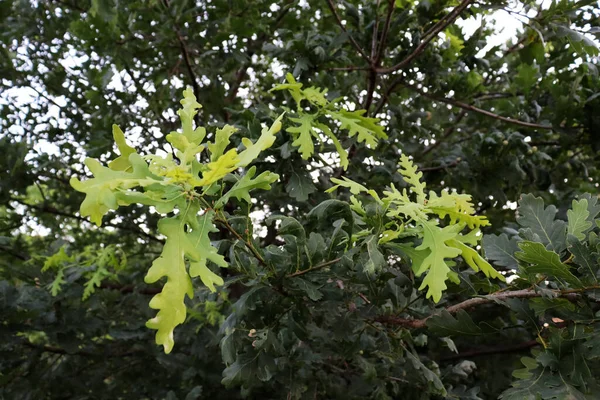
[286,257,342,278]
[417,158,461,172]
[375,0,395,64]
[325,0,371,63]
[215,215,266,266]
[403,83,553,130]
[420,110,467,157]
[377,0,474,74]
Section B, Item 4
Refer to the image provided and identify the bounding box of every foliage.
[1,0,600,399]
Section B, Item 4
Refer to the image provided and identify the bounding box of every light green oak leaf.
[287,114,316,159]
[107,124,136,171]
[70,153,163,226]
[237,113,284,167]
[215,166,279,208]
[414,221,462,302]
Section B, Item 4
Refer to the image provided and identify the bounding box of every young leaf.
[414,221,462,302]
[287,114,316,159]
[107,124,136,171]
[144,217,196,354]
[236,113,284,167]
[215,166,279,208]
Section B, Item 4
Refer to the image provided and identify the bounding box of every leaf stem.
[214,213,267,266]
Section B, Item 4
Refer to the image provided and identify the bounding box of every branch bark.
[377,286,600,329]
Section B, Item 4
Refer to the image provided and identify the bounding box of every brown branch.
[377,287,600,329]
[377,0,474,74]
[403,83,553,130]
[325,0,371,63]
[286,257,342,278]
[440,339,540,362]
[0,245,30,261]
[372,75,402,115]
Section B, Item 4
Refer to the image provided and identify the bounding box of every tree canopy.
[1,0,600,399]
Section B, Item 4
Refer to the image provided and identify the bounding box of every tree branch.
[374,0,396,64]
[403,83,553,130]
[377,0,474,74]
[417,158,461,173]
[325,0,371,63]
[377,286,600,329]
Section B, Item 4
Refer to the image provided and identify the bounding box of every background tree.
[1,0,600,398]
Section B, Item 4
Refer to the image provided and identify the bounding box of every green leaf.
[398,154,426,203]
[567,234,599,283]
[287,114,316,159]
[222,353,256,386]
[567,199,592,241]
[447,238,505,281]
[405,350,446,395]
[70,153,164,226]
[363,234,385,275]
[187,211,227,292]
[515,241,582,287]
[426,310,483,336]
[552,23,600,57]
[328,109,387,148]
[483,233,521,270]
[514,63,540,95]
[314,122,348,169]
[215,166,279,208]
[292,278,323,301]
[516,194,567,253]
[285,169,316,202]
